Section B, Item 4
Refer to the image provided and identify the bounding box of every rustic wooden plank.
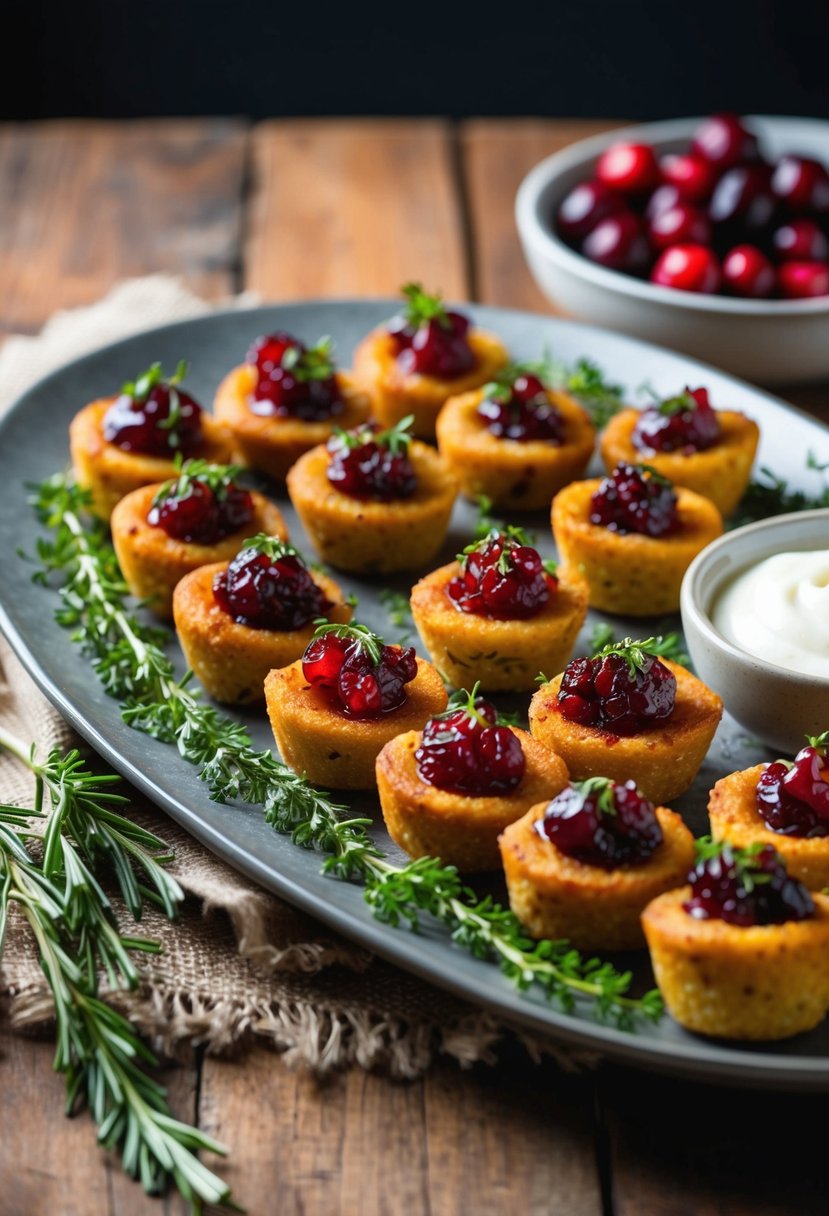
[0,119,248,337]
[246,119,468,303]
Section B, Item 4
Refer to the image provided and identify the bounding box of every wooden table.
[1,118,827,1216]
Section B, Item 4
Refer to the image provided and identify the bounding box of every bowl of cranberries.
[515,114,829,383]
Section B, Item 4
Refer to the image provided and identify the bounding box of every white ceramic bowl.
[515,116,829,384]
[680,509,829,754]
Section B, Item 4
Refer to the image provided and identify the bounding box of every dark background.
[3,0,828,120]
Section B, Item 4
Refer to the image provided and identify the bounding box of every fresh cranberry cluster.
[535,777,663,869]
[246,332,343,420]
[212,536,330,630]
[415,686,525,795]
[632,386,721,454]
[326,418,417,501]
[589,464,678,537]
[477,366,564,443]
[557,638,677,736]
[756,735,829,837]
[683,840,815,926]
[148,460,254,544]
[447,528,558,620]
[386,283,476,378]
[103,361,203,456]
[302,623,417,718]
[555,113,829,299]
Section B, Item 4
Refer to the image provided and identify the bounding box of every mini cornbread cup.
[213,363,371,480]
[551,479,722,616]
[69,398,234,520]
[352,326,509,440]
[709,765,829,892]
[600,408,759,518]
[642,887,829,1040]
[111,484,288,619]
[410,561,589,692]
[173,563,350,706]
[499,802,695,951]
[435,387,595,511]
[376,728,569,872]
[529,660,723,806]
[286,441,458,574]
[264,657,448,790]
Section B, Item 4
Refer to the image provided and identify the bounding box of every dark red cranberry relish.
[477,364,564,443]
[535,777,663,869]
[103,361,203,457]
[589,463,678,538]
[301,622,417,718]
[756,734,829,838]
[415,686,525,795]
[557,638,676,735]
[147,460,254,544]
[447,528,558,620]
[632,386,721,454]
[683,839,814,927]
[246,332,344,421]
[386,282,476,379]
[212,535,330,630]
[326,417,417,501]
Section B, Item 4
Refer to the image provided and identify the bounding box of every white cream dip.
[712,549,829,678]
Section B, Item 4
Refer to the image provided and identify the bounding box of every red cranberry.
[650,244,721,294]
[777,261,829,299]
[556,179,627,243]
[595,142,659,195]
[589,463,678,537]
[301,624,417,718]
[709,165,777,244]
[645,183,683,222]
[212,537,331,630]
[632,386,721,453]
[387,283,475,378]
[557,640,677,736]
[659,152,717,203]
[447,529,557,620]
[648,201,711,251]
[535,777,663,869]
[683,841,814,927]
[772,219,829,262]
[582,212,651,273]
[691,113,760,170]
[722,245,776,299]
[246,332,343,421]
[415,688,525,795]
[756,740,829,837]
[477,370,564,442]
[103,362,203,457]
[326,420,417,501]
[148,467,254,544]
[771,155,829,214]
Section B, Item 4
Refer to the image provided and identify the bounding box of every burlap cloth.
[0,278,584,1076]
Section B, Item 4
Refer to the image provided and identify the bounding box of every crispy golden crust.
[69,397,234,520]
[410,562,589,692]
[111,483,288,619]
[376,729,569,872]
[551,478,723,616]
[286,440,458,574]
[709,765,829,891]
[352,326,509,439]
[500,802,695,951]
[528,660,723,806]
[173,563,350,706]
[213,364,371,480]
[435,387,596,511]
[599,408,759,517]
[264,658,448,790]
[642,887,829,1039]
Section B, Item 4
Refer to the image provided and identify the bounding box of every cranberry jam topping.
[589,463,678,538]
[246,332,343,421]
[756,734,829,837]
[326,416,417,501]
[477,362,565,443]
[147,459,254,544]
[301,622,417,718]
[415,685,525,795]
[212,535,330,630]
[632,386,721,454]
[447,527,558,621]
[386,282,476,379]
[103,361,203,456]
[535,777,663,869]
[683,839,815,927]
[557,637,677,735]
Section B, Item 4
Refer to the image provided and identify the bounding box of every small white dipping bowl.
[680,509,829,754]
[515,116,829,384]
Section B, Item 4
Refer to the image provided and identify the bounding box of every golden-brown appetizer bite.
[352,283,509,439]
[410,527,588,692]
[500,777,695,951]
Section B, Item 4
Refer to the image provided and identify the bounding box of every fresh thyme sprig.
[399,282,452,329]
[151,456,245,509]
[282,334,337,382]
[730,452,829,529]
[378,588,415,644]
[594,635,687,676]
[547,355,625,429]
[587,623,691,668]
